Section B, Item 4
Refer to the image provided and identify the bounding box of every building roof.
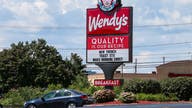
[156,60,192,69]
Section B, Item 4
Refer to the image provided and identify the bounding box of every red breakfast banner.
[87,7,131,35]
[87,36,129,50]
[94,79,121,86]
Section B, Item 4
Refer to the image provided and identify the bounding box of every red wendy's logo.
[87,7,130,35]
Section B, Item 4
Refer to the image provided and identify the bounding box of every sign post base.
[96,63,122,90]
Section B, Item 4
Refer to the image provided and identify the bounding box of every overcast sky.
[0,0,192,73]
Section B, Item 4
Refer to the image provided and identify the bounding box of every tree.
[0,39,84,91]
[62,53,85,85]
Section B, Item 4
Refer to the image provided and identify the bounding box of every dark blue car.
[24,89,88,108]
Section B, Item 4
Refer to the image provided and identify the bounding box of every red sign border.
[86,7,133,63]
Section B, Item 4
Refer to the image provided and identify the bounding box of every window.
[62,91,72,96]
[54,90,72,97]
[43,92,56,99]
[64,91,72,96]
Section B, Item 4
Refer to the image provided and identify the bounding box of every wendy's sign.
[87,7,131,35]
[86,1,133,63]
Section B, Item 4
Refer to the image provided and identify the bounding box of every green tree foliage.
[64,53,85,84]
[69,75,103,95]
[0,39,84,92]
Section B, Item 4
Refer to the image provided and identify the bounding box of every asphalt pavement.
[84,103,192,108]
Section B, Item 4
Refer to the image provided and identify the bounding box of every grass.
[136,93,179,102]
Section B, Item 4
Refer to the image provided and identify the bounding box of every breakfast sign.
[86,0,133,63]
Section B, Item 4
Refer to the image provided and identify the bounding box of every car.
[24,89,88,108]
[0,104,2,108]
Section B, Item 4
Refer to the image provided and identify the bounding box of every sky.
[0,0,192,73]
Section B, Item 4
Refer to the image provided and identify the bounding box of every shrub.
[124,79,161,94]
[93,89,115,103]
[0,87,45,106]
[136,93,178,102]
[123,79,143,93]
[0,85,58,106]
[86,86,103,96]
[0,89,24,106]
[43,84,63,94]
[160,77,192,100]
[118,92,136,103]
[68,75,104,95]
[190,98,192,101]
[143,80,161,94]
[113,86,124,98]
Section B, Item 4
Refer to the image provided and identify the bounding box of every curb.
[85,101,192,107]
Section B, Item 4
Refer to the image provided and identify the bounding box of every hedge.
[161,77,192,100]
[123,79,161,94]
[124,77,192,100]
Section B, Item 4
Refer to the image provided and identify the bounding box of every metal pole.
[121,64,124,77]
[96,63,122,90]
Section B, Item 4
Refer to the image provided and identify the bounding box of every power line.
[1,41,192,59]
[0,25,84,29]
[135,22,192,28]
[134,52,192,57]
[86,60,192,70]
[134,42,192,48]
[55,41,192,50]
[0,22,192,29]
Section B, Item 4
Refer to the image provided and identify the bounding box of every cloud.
[135,51,152,63]
[174,0,192,5]
[60,0,97,15]
[161,0,192,5]
[124,0,192,28]
[0,33,6,47]
[158,8,191,23]
[137,7,190,26]
[0,0,55,31]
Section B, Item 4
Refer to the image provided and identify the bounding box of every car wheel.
[67,103,76,108]
[27,104,37,108]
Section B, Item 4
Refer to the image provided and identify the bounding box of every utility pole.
[134,58,137,74]
[191,55,192,60]
[189,52,192,60]
[121,63,124,77]
[163,57,165,64]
